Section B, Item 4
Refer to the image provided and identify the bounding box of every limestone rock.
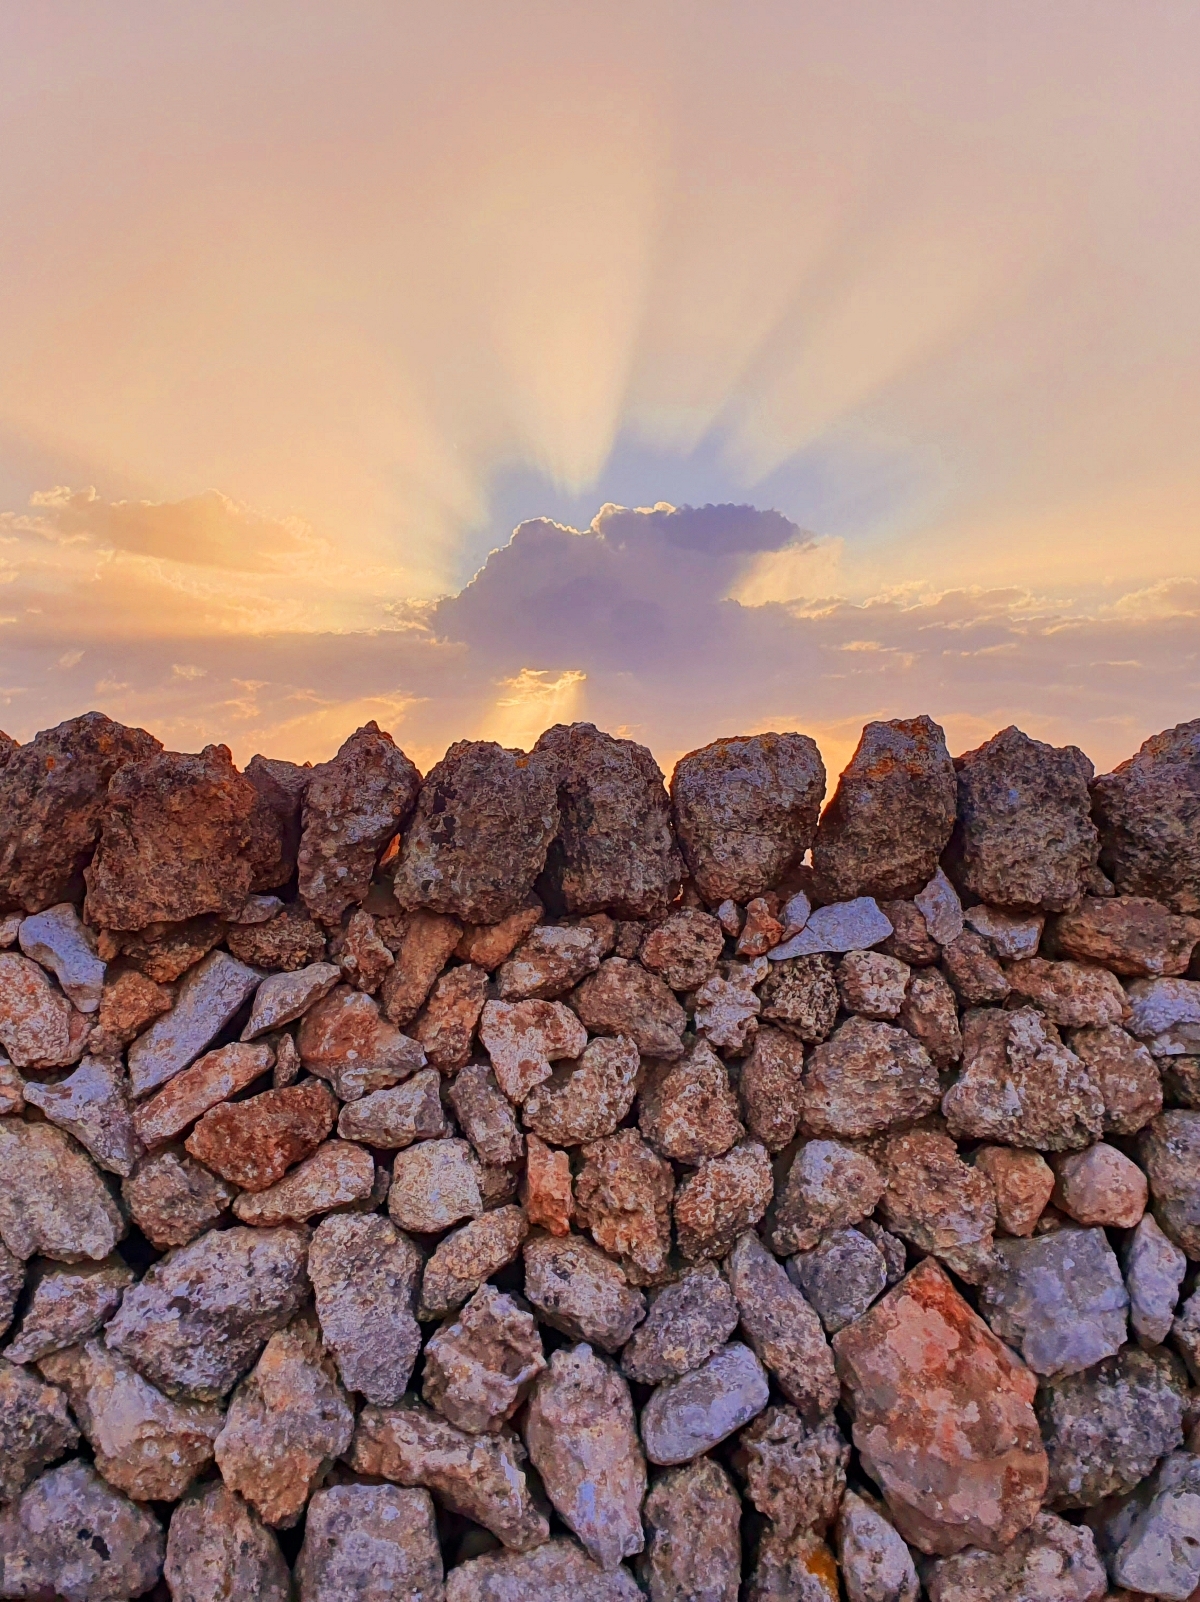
[674,1139,773,1260]
[394,739,559,923]
[637,1037,742,1164]
[639,1456,741,1602]
[134,1040,274,1146]
[89,966,173,1057]
[732,1405,848,1535]
[337,1066,447,1146]
[23,1055,141,1176]
[297,984,426,1098]
[787,1228,888,1334]
[569,958,686,1058]
[833,1258,1048,1556]
[296,1482,443,1602]
[1140,1109,1200,1256]
[226,903,327,970]
[1091,718,1200,914]
[105,1224,309,1400]
[897,966,962,1066]
[0,1459,164,1602]
[419,1206,529,1318]
[1124,1212,1187,1346]
[768,1139,885,1255]
[915,867,965,946]
[416,963,489,1071]
[738,1024,807,1152]
[5,1258,133,1364]
[575,1128,674,1276]
[456,898,544,971]
[234,1137,375,1225]
[1005,956,1129,1027]
[802,1017,940,1139]
[0,1119,124,1262]
[215,1313,353,1527]
[349,1397,550,1550]
[480,997,587,1101]
[121,1146,236,1248]
[0,951,90,1069]
[42,1337,223,1502]
[837,950,910,1019]
[641,1340,769,1464]
[164,1480,291,1602]
[18,902,105,1011]
[1052,1143,1148,1228]
[444,1537,642,1601]
[979,1229,1129,1376]
[973,1146,1054,1237]
[1109,1450,1200,1598]
[1070,1024,1163,1135]
[924,1512,1107,1602]
[812,716,956,902]
[127,950,263,1097]
[943,1006,1105,1151]
[309,1212,422,1404]
[380,911,464,1025]
[333,907,394,992]
[522,1034,641,1146]
[879,1129,996,1283]
[523,1232,646,1351]
[521,1132,573,1235]
[944,725,1099,913]
[424,1283,545,1434]
[768,897,893,960]
[836,1490,920,1602]
[726,1229,839,1415]
[964,902,1045,959]
[619,1262,739,1383]
[0,1358,79,1501]
[639,907,725,991]
[450,1061,524,1163]
[1039,1346,1185,1509]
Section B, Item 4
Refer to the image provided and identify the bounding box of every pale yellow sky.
[1,2,1197,777]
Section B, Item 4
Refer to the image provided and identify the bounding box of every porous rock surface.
[3,705,1199,1597]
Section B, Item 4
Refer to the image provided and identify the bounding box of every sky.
[1,1,1198,784]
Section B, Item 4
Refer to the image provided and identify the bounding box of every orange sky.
[1,2,1198,782]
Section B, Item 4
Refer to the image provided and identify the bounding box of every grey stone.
[1127,977,1200,1055]
[641,1341,769,1465]
[0,1358,79,1501]
[127,949,263,1096]
[979,1229,1129,1376]
[424,1283,546,1434]
[837,1491,920,1602]
[964,903,1045,960]
[1140,1110,1200,1256]
[18,902,105,1011]
[523,1233,646,1353]
[1112,1450,1200,1599]
[0,1119,125,1263]
[1091,717,1200,915]
[802,1016,940,1139]
[122,1146,236,1248]
[639,1456,742,1602]
[164,1481,291,1602]
[767,1139,885,1255]
[788,1228,888,1334]
[925,1512,1108,1602]
[943,1006,1105,1151]
[620,1262,739,1384]
[451,1061,525,1163]
[22,1056,142,1176]
[336,1066,447,1146]
[0,1238,23,1338]
[241,960,341,1038]
[296,1483,443,1602]
[309,1212,422,1405]
[0,1459,164,1602]
[444,1537,643,1601]
[731,1405,848,1536]
[914,866,964,946]
[768,897,893,959]
[1124,1212,1187,1346]
[758,953,839,1041]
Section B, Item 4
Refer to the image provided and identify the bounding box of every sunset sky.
[2,2,1198,781]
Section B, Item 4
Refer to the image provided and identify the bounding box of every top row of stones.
[0,710,1197,932]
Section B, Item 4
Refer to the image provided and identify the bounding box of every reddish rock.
[0,712,162,915]
[803,1016,940,1139]
[972,1146,1054,1236]
[569,957,686,1058]
[693,959,764,1053]
[1091,718,1200,914]
[497,921,607,1000]
[415,961,489,1071]
[523,1232,646,1351]
[185,1078,337,1190]
[297,984,426,1099]
[638,1037,743,1164]
[226,903,327,970]
[833,1258,1048,1555]
[418,1205,529,1318]
[837,950,910,1019]
[812,716,956,902]
[640,1456,742,1602]
[522,1132,574,1235]
[0,1358,80,1501]
[575,1128,673,1276]
[243,752,311,893]
[113,912,227,982]
[534,722,682,920]
[333,907,394,992]
[0,1119,125,1262]
[941,930,1011,1005]
[759,954,839,1041]
[738,897,785,957]
[127,950,263,1097]
[737,1024,805,1153]
[1048,895,1200,978]
[639,907,725,991]
[768,1139,886,1255]
[1005,956,1129,1027]
[674,1140,774,1261]
[726,1230,839,1417]
[134,1040,274,1147]
[296,1482,444,1601]
[388,1137,483,1232]
[5,1258,133,1364]
[455,898,544,971]
[880,899,942,966]
[944,1006,1105,1150]
[1069,1024,1163,1134]
[122,1146,236,1248]
[449,1061,524,1164]
[394,739,560,923]
[670,733,826,905]
[380,909,463,1025]
[480,997,587,1101]
[423,1282,546,1434]
[296,722,421,928]
[89,965,172,1057]
[879,1130,997,1282]
[523,1033,641,1146]
[309,1211,422,1404]
[164,1480,291,1602]
[337,1066,447,1146]
[898,966,962,1066]
[0,950,90,1068]
[233,1139,375,1226]
[1053,1143,1148,1227]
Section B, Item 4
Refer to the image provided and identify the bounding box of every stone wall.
[1,709,1199,1600]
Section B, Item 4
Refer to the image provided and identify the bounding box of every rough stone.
[575,1128,673,1276]
[450,1062,524,1163]
[1070,1024,1163,1134]
[944,725,1100,913]
[812,716,956,902]
[639,1456,742,1602]
[0,1358,80,1501]
[115,912,228,982]
[1124,1211,1187,1346]
[394,739,559,923]
[961,904,1042,962]
[22,1055,141,1176]
[737,1025,805,1152]
[758,952,838,1041]
[880,898,941,966]
[18,902,105,1011]
[234,1138,375,1226]
[533,723,682,919]
[768,1138,885,1255]
[837,950,910,1019]
[725,1229,839,1414]
[1005,956,1129,1028]
[1109,1449,1200,1598]
[423,1283,545,1434]
[0,951,89,1069]
[215,1313,354,1527]
[693,958,765,1052]
[121,1146,236,1248]
[523,1232,646,1351]
[479,997,588,1101]
[522,1034,640,1146]
[1140,1109,1200,1256]
[924,1512,1108,1602]
[941,930,1012,1004]
[42,1337,223,1502]
[979,1229,1129,1376]
[243,753,310,894]
[456,898,545,972]
[641,1340,769,1464]
[413,963,488,1071]
[4,1258,132,1364]
[89,966,173,1058]
[164,1480,291,1602]
[0,1119,124,1262]
[241,960,341,1038]
[497,922,605,1002]
[297,984,426,1098]
[915,866,965,945]
[105,1224,309,1400]
[833,1258,1048,1556]
[1053,1143,1148,1228]
[134,1040,274,1146]
[670,733,825,905]
[619,1262,739,1383]
[186,1078,338,1189]
[1126,976,1200,1055]
[943,1006,1105,1151]
[1091,718,1200,914]
[0,1238,20,1338]
[348,1397,550,1550]
[744,1526,841,1602]
[973,1145,1054,1236]
[296,1482,443,1602]
[522,1132,573,1235]
[337,1066,447,1145]
[769,897,894,960]
[787,1228,888,1334]
[1049,895,1200,979]
[1039,1346,1185,1509]
[636,1038,741,1164]
[333,907,394,992]
[127,950,263,1097]
[638,907,725,992]
[444,1537,642,1601]
[737,896,785,957]
[386,1138,483,1233]
[0,1056,23,1117]
[897,966,962,1066]
[309,1212,422,1404]
[733,1406,847,1536]
[418,1206,529,1318]
[569,959,686,1059]
[879,1129,996,1282]
[802,1017,940,1139]
[836,1490,920,1602]
[226,903,327,970]
[0,1459,165,1602]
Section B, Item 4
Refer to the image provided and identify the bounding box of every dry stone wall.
[1,710,1199,1600]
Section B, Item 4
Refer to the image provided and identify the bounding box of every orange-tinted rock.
[972,1146,1054,1236]
[638,1036,744,1164]
[1005,957,1129,1028]
[674,1140,774,1261]
[89,966,173,1057]
[226,903,327,970]
[480,998,587,1101]
[0,951,90,1068]
[134,1040,274,1147]
[738,897,786,957]
[739,1025,807,1152]
[1048,895,1200,978]
[802,1017,940,1139]
[232,1139,375,1226]
[1053,1143,1149,1228]
[898,967,962,1066]
[297,721,421,928]
[418,1205,529,1318]
[455,898,544,971]
[122,1146,236,1247]
[164,1480,291,1602]
[297,984,425,1099]
[185,1079,337,1190]
[941,931,1011,1005]
[332,907,394,992]
[832,1258,1048,1556]
[943,1006,1105,1151]
[1070,1025,1163,1135]
[522,1132,574,1235]
[569,958,687,1059]
[639,907,725,991]
[879,1130,996,1283]
[522,1034,642,1147]
[575,1128,674,1276]
[415,962,489,1070]
[1091,718,1200,915]
[243,753,311,894]
[111,912,226,982]
[380,909,463,1025]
